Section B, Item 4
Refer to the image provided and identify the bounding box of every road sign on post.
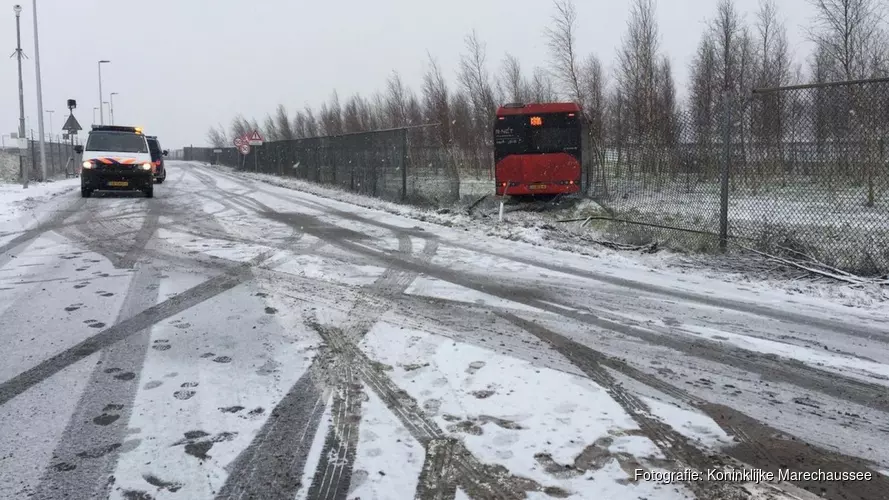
[239,144,250,155]
[62,106,82,179]
[247,130,263,146]
[234,136,244,148]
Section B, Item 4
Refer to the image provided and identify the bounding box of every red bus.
[493,102,583,197]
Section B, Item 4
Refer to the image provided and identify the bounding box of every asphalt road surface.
[1,161,888,500]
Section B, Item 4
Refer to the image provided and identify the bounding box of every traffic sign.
[62,114,82,132]
[239,144,251,155]
[234,136,244,147]
[213,148,223,153]
[247,130,263,146]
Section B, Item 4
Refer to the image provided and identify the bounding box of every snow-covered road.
[1,162,887,500]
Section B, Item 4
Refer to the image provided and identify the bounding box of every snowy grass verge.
[194,163,888,309]
[0,178,80,228]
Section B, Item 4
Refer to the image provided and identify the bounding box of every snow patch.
[678,323,889,386]
[272,253,386,287]
[359,324,695,499]
[643,397,734,449]
[294,395,334,500]
[404,275,549,314]
[0,178,79,227]
[349,385,425,499]
[110,280,320,499]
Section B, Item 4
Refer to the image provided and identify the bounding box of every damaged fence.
[187,77,889,275]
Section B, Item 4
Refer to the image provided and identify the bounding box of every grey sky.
[2,0,816,149]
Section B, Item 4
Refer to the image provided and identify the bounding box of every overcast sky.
[1,0,816,149]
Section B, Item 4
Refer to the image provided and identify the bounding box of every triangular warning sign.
[62,114,82,132]
[249,130,263,141]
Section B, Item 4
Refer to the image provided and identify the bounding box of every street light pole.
[32,0,46,181]
[46,110,54,141]
[110,92,118,125]
[13,5,27,188]
[93,107,98,125]
[98,60,110,125]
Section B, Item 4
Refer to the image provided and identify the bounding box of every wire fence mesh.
[185,78,889,275]
[28,139,79,179]
[587,78,889,274]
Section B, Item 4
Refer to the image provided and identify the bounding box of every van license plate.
[108,181,129,187]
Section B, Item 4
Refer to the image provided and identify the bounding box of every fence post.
[719,90,733,252]
[401,127,408,202]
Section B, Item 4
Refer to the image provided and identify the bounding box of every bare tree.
[327,91,344,135]
[206,126,227,148]
[263,114,279,142]
[711,0,745,92]
[458,30,497,142]
[689,34,720,176]
[498,53,529,103]
[616,0,659,137]
[303,106,319,138]
[292,110,308,138]
[230,114,251,140]
[422,53,451,144]
[529,67,558,102]
[365,92,383,129]
[342,94,366,133]
[807,0,888,81]
[276,104,294,140]
[386,71,410,127]
[449,90,474,149]
[545,0,585,106]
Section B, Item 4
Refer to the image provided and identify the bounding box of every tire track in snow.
[304,234,420,500]
[31,201,162,499]
[495,311,889,500]
[218,232,435,500]
[0,198,86,269]
[308,321,548,500]
[414,438,460,500]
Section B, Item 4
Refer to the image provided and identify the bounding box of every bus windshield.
[494,113,580,157]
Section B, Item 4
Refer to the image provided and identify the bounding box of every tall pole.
[110,92,118,125]
[93,107,98,124]
[33,0,46,181]
[46,110,54,141]
[13,5,27,188]
[98,60,109,124]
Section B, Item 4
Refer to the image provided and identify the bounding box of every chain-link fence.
[28,139,79,179]
[185,124,493,207]
[589,78,889,274]
[186,78,889,275]
[1,139,77,182]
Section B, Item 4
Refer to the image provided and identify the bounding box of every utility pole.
[32,0,46,181]
[98,60,110,124]
[46,110,54,141]
[110,92,118,125]
[12,4,28,188]
[93,107,98,124]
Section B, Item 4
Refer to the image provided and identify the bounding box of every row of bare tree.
[207,0,889,156]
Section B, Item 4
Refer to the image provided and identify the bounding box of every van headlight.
[82,160,94,169]
[141,163,152,170]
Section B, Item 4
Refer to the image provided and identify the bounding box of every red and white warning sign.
[247,130,264,146]
[239,143,251,155]
[234,136,244,147]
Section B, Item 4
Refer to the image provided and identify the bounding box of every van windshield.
[86,132,148,153]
